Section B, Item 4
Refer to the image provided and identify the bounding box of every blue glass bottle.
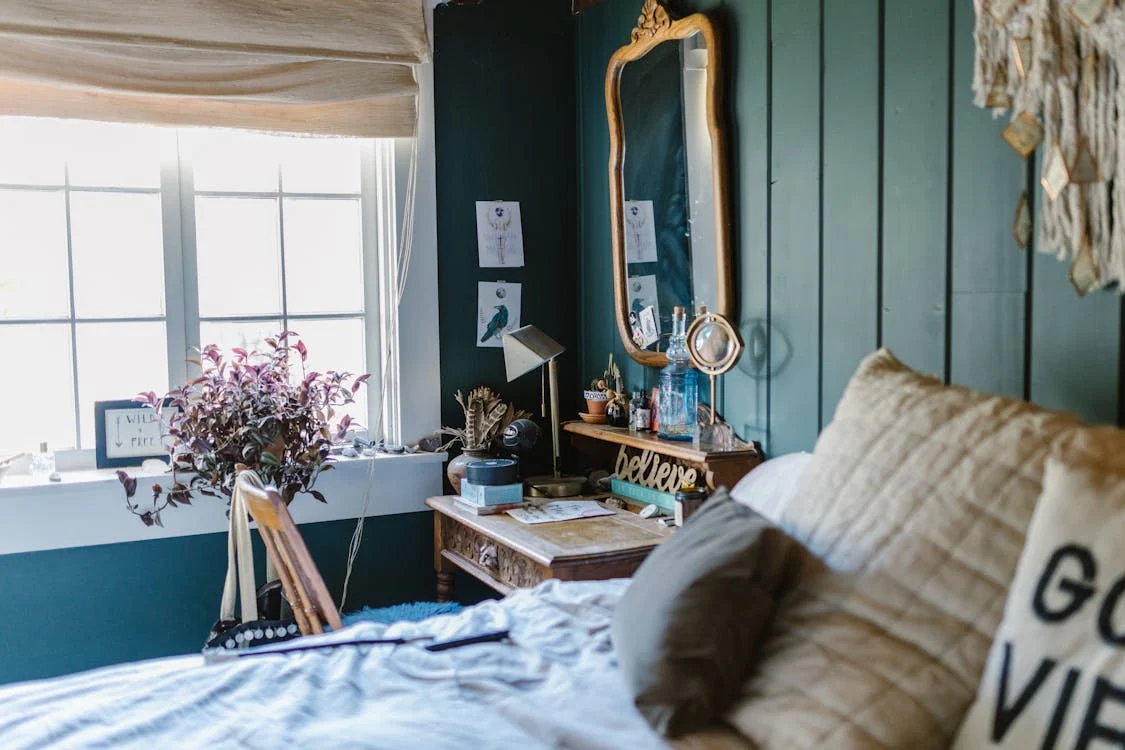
[657,306,699,441]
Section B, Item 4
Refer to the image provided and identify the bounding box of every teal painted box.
[610,478,675,512]
[460,480,524,506]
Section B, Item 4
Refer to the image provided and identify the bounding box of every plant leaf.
[116,470,137,499]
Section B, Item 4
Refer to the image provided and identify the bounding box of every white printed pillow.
[954,456,1125,748]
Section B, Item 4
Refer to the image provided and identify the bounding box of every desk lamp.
[501,325,585,498]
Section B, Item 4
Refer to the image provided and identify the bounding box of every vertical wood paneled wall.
[576,0,1125,456]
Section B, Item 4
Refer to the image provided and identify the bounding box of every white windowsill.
[0,452,447,556]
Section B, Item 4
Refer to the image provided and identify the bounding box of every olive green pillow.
[611,490,809,738]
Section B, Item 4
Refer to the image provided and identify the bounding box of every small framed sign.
[94,399,176,469]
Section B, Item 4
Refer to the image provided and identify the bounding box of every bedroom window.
[0,118,397,457]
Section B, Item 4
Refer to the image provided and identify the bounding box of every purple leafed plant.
[117,331,369,526]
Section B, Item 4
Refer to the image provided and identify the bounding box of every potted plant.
[117,331,368,526]
[439,386,529,494]
[584,353,625,419]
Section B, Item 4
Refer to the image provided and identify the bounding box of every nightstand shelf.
[562,421,762,490]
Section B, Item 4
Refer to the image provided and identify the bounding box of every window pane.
[199,319,282,356]
[0,192,69,319]
[71,193,165,318]
[290,318,367,427]
[195,197,281,317]
[283,199,364,315]
[0,118,67,185]
[188,129,280,192]
[0,323,75,453]
[280,138,362,194]
[66,121,161,189]
[76,322,168,448]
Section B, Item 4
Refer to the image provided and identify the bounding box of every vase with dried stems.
[440,386,530,494]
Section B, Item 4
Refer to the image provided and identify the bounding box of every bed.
[0,451,817,750]
[0,578,750,749]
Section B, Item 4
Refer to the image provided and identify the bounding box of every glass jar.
[29,442,55,477]
[657,307,699,442]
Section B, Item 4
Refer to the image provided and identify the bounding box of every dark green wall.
[0,514,435,684]
[0,1,571,687]
[577,0,1124,456]
[434,0,580,456]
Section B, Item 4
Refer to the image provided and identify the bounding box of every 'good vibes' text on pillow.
[990,542,1125,747]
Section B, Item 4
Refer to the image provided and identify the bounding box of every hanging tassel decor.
[973,0,1125,294]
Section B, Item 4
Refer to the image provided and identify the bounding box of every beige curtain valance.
[0,1,429,138]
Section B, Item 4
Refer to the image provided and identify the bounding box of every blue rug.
[343,601,463,626]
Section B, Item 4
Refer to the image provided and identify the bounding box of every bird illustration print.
[480,304,510,343]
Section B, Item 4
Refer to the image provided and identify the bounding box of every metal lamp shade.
[501,325,566,381]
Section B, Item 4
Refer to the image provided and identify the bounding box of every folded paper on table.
[507,501,614,525]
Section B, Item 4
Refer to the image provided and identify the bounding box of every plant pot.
[584,390,609,416]
[447,449,491,495]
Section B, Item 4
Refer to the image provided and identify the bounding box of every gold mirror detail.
[631,0,673,42]
[606,0,734,368]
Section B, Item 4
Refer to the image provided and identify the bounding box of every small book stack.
[455,479,528,515]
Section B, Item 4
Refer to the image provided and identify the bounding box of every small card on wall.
[624,200,657,263]
[477,281,522,348]
[637,305,659,348]
[476,200,525,268]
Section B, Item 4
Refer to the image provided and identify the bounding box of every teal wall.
[577,0,1124,455]
[433,0,580,456]
[0,0,568,687]
[0,514,436,684]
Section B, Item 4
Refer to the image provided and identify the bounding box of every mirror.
[686,310,742,425]
[690,317,740,374]
[607,0,733,367]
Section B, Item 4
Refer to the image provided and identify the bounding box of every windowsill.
[0,451,447,498]
[0,452,448,556]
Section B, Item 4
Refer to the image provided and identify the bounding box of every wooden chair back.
[235,471,343,635]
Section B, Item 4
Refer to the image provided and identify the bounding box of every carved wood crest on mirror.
[607,0,733,367]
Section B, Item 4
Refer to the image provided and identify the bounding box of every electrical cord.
[340,121,421,612]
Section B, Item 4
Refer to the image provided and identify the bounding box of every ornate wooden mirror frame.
[606,0,733,368]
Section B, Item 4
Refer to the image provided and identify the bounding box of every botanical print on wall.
[476,200,525,268]
[624,199,657,263]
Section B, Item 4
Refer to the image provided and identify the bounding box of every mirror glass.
[692,320,733,369]
[619,30,716,351]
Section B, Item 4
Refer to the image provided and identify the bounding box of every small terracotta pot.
[447,448,491,495]
[584,390,609,415]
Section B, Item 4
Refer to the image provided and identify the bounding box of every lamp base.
[524,474,586,498]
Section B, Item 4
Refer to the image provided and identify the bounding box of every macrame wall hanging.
[974,0,1125,296]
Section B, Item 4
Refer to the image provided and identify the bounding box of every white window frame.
[167,133,389,438]
[0,124,431,467]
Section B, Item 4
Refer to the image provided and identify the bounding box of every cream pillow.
[727,349,1083,749]
[729,452,812,523]
[954,454,1125,748]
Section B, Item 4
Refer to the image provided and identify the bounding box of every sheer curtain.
[0,1,429,137]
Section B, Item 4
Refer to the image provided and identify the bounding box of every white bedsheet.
[0,579,670,749]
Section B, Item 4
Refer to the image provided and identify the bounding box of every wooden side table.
[426,495,672,601]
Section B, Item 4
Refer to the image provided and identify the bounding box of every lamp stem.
[548,358,561,479]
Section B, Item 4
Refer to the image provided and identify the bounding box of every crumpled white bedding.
[0,579,671,750]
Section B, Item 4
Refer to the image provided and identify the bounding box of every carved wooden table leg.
[433,510,456,602]
[436,570,455,603]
